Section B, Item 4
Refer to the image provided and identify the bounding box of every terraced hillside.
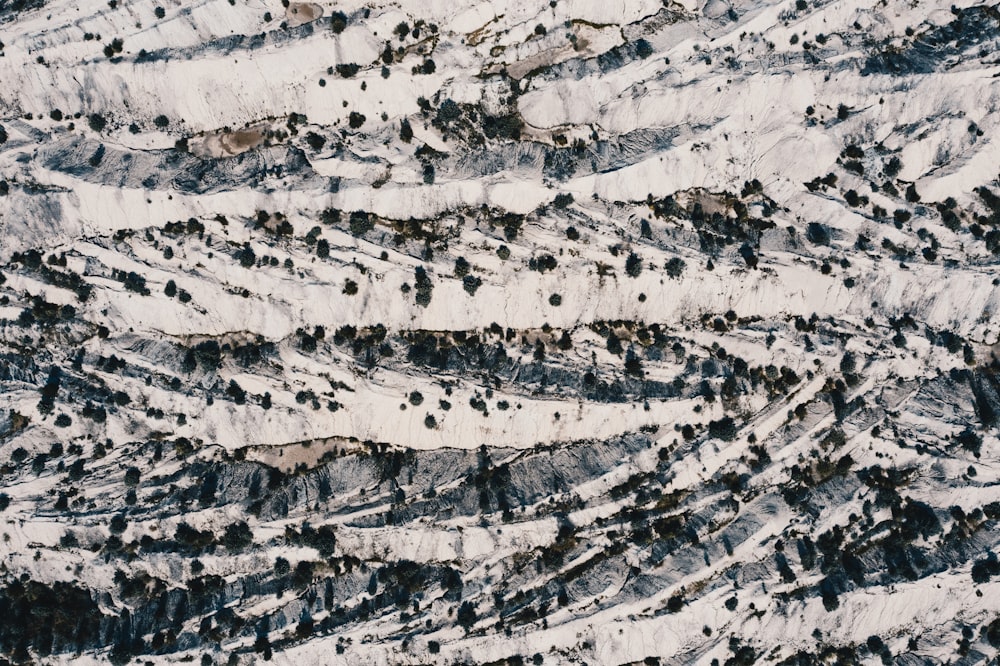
[1,0,1000,663]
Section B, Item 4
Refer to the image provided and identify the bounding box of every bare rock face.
[1,0,999,664]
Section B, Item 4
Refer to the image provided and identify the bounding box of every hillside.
[1,0,1000,664]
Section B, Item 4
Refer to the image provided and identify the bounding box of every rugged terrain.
[1,0,1000,664]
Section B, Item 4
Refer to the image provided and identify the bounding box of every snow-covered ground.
[1,0,1000,663]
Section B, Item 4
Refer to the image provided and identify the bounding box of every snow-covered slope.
[1,0,1000,663]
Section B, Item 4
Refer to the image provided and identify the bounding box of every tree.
[295,616,314,638]
[38,365,61,414]
[806,222,829,245]
[223,521,253,552]
[348,112,366,129]
[457,601,477,630]
[254,632,273,661]
[708,417,738,441]
[330,10,347,33]
[239,246,256,268]
[109,514,128,534]
[415,266,433,307]
[665,257,686,278]
[124,466,140,486]
[293,560,315,587]
[88,114,107,131]
[349,211,373,235]
[310,525,337,557]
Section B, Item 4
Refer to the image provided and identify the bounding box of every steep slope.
[1,0,1000,664]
